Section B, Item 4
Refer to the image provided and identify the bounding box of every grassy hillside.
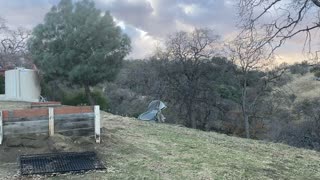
[280,72,320,102]
[50,112,320,180]
[0,108,320,179]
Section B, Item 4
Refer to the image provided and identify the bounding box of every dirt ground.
[0,109,141,180]
[0,102,111,180]
[0,106,136,180]
[0,134,98,178]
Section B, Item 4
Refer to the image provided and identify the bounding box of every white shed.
[0,68,41,102]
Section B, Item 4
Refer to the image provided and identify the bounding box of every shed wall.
[3,69,40,102]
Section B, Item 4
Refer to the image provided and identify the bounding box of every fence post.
[0,111,3,145]
[48,107,54,136]
[94,105,101,143]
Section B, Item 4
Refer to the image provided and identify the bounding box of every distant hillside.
[280,72,320,102]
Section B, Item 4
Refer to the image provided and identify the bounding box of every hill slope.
[78,112,320,179]
[0,111,320,179]
[280,72,320,102]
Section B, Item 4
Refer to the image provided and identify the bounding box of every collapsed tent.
[138,100,167,122]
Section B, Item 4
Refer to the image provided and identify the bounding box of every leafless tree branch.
[238,0,320,57]
[0,17,32,68]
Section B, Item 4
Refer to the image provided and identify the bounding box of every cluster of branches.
[151,28,287,138]
[165,28,220,62]
[233,0,320,137]
[155,29,223,128]
[238,0,320,56]
[0,17,31,68]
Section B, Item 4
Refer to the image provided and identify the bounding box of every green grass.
[45,112,320,180]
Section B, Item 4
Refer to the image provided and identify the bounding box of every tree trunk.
[84,85,95,106]
[187,101,196,129]
[244,113,250,138]
[191,111,196,129]
[241,79,250,138]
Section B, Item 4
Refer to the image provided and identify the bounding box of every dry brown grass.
[281,73,320,102]
[47,111,320,180]
[0,106,320,179]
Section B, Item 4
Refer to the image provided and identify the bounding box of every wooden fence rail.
[0,105,101,144]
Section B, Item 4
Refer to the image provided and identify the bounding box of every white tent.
[138,100,167,122]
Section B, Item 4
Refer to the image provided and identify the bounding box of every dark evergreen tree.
[28,0,131,104]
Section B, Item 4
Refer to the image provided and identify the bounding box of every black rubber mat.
[20,151,106,175]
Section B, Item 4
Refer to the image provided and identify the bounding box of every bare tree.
[0,18,31,68]
[158,28,220,128]
[165,28,220,62]
[228,29,282,138]
[238,0,320,56]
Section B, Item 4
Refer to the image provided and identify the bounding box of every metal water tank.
[5,68,41,102]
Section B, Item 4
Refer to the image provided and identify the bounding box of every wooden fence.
[0,105,101,145]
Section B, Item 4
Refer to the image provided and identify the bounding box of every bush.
[294,98,320,119]
[217,85,240,101]
[0,76,4,94]
[289,63,309,75]
[310,66,320,73]
[62,90,108,110]
[105,83,151,117]
[275,73,293,86]
[40,80,66,101]
[277,121,320,151]
[314,71,320,78]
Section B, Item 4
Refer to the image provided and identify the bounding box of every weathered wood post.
[94,105,101,143]
[48,107,54,136]
[0,111,3,145]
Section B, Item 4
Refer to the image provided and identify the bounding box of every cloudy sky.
[0,0,311,63]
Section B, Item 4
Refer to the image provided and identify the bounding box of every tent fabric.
[138,100,166,122]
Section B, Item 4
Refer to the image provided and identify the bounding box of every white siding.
[5,70,17,99]
[2,69,40,102]
[19,69,41,100]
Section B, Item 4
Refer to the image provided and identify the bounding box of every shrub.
[275,73,293,86]
[277,121,320,151]
[289,63,309,75]
[0,76,4,94]
[62,90,108,110]
[40,80,66,101]
[105,84,150,117]
[217,85,240,101]
[294,98,320,119]
[314,71,320,78]
[310,66,320,73]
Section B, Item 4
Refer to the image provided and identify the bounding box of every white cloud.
[0,0,310,63]
[175,20,194,32]
[179,4,199,15]
[127,26,160,59]
[114,18,126,30]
